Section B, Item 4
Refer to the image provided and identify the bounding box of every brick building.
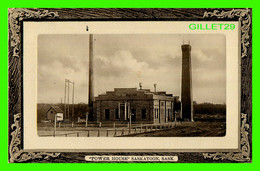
[93,88,179,124]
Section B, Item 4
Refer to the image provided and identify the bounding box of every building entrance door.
[131,109,136,122]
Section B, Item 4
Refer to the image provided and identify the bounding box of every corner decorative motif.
[202,113,250,162]
[204,9,251,58]
[9,113,60,163]
[8,8,59,59]
[8,8,60,163]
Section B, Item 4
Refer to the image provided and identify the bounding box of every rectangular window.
[115,109,119,119]
[105,109,110,120]
[142,109,146,119]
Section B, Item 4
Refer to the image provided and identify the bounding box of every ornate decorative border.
[8,8,59,59]
[202,113,250,162]
[9,113,60,163]
[203,8,251,59]
[8,8,251,163]
[8,8,60,163]
[202,8,252,162]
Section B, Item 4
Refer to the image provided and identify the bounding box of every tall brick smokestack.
[181,44,193,121]
[88,34,94,109]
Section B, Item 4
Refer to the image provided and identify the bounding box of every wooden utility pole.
[64,79,75,122]
[72,82,75,122]
[67,81,70,121]
[124,101,127,121]
[128,102,131,134]
[64,79,67,120]
[118,103,120,120]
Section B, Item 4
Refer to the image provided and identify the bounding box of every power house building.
[93,88,179,124]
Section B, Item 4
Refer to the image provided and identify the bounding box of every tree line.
[193,102,226,115]
[37,102,226,122]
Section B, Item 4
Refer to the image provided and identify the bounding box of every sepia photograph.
[37,34,226,138]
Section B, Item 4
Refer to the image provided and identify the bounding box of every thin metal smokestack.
[88,34,94,108]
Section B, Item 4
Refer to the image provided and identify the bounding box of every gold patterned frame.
[8,8,252,163]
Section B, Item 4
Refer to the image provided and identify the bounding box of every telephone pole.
[72,82,75,122]
[64,79,75,121]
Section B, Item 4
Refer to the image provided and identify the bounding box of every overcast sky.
[37,34,226,104]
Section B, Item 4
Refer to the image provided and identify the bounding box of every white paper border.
[23,21,239,151]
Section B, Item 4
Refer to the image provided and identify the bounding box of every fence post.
[99,122,102,128]
[86,114,88,128]
[114,129,117,137]
[175,112,177,127]
[121,129,124,136]
[106,130,109,137]
[53,114,57,137]
[97,130,100,137]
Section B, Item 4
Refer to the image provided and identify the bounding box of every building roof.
[46,106,63,113]
[95,88,178,101]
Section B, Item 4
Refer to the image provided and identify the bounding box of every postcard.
[8,8,252,163]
